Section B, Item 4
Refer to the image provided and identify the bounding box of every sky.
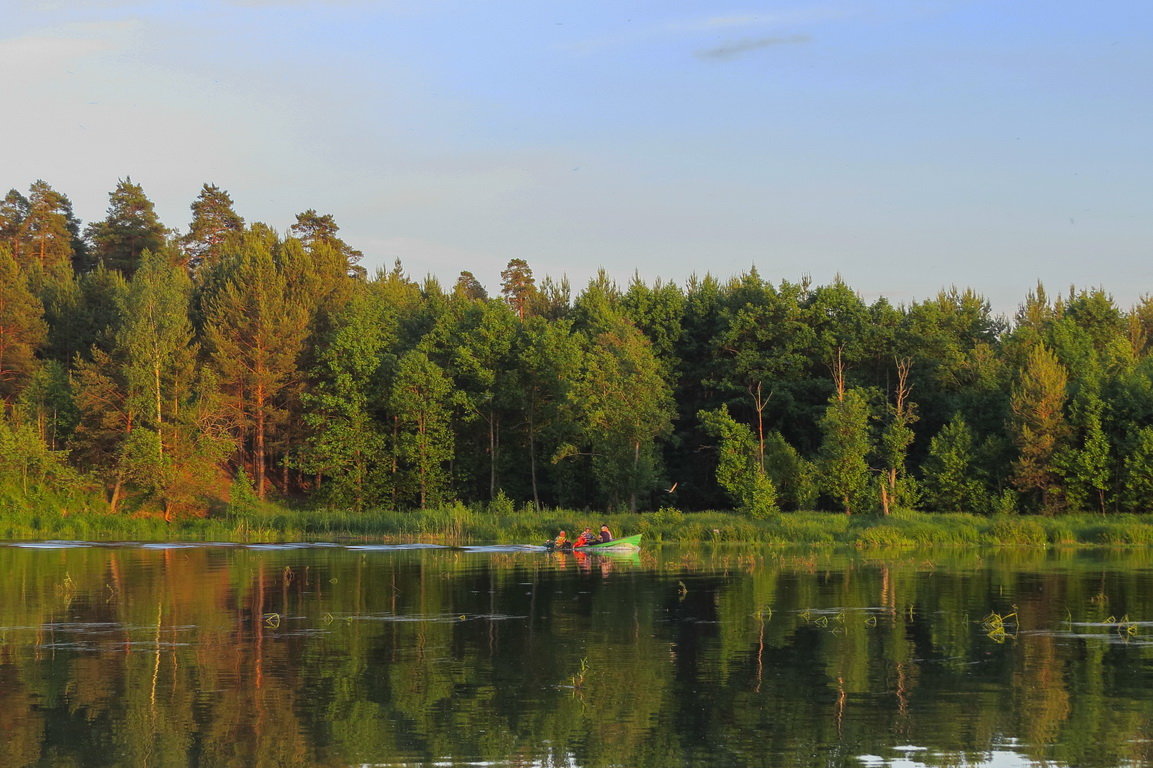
[3,0,1151,316]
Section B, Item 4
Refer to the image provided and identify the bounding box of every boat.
[544,533,643,552]
[581,533,642,551]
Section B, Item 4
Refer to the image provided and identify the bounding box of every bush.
[640,506,685,542]
[854,525,916,549]
[488,489,515,517]
[228,469,259,515]
[987,516,1047,547]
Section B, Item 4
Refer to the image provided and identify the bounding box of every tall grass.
[5,495,1153,548]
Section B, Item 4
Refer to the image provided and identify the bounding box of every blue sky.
[4,0,1151,315]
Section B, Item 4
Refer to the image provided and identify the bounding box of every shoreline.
[4,505,1153,549]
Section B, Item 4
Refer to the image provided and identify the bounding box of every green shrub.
[854,526,916,549]
[488,490,515,517]
[987,516,1047,546]
[639,506,685,542]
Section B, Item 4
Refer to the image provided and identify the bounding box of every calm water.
[1,542,1152,768]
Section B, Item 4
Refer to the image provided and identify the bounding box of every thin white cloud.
[222,0,424,7]
[666,6,855,33]
[0,20,138,67]
[16,0,138,10]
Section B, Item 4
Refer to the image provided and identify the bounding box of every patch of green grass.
[7,488,1153,549]
[985,516,1049,547]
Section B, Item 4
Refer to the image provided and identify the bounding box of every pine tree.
[1010,344,1069,514]
[71,347,134,511]
[500,258,537,320]
[290,209,364,279]
[183,183,244,273]
[0,190,30,263]
[453,271,488,301]
[202,229,310,499]
[17,181,84,284]
[84,178,168,275]
[0,249,48,404]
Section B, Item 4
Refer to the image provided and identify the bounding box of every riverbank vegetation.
[5,502,1153,549]
[4,178,1153,526]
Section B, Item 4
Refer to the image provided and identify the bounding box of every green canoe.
[581,533,642,551]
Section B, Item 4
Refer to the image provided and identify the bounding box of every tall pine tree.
[84,178,168,275]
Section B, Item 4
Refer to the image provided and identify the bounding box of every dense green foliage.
[5,178,1153,521]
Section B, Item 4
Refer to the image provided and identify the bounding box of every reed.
[6,497,1153,549]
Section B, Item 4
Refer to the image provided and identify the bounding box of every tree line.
[3,177,1153,517]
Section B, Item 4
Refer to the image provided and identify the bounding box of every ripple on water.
[347,543,451,551]
[9,540,90,549]
[459,544,546,553]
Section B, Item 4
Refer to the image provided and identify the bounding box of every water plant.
[981,608,1019,643]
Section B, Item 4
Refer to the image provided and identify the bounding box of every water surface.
[1,543,1151,767]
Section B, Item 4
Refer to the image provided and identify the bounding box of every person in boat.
[550,530,569,550]
[599,524,614,543]
[573,528,595,548]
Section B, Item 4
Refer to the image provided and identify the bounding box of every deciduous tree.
[390,350,454,508]
[817,385,872,515]
[295,286,391,510]
[569,319,673,511]
[698,405,778,518]
[920,414,986,513]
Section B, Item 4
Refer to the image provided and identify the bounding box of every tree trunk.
[255,382,266,500]
[417,412,427,509]
[630,441,640,513]
[749,381,768,470]
[154,362,163,457]
[489,407,497,500]
[109,476,123,514]
[528,400,539,509]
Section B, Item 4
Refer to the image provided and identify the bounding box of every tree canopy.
[5,177,1153,517]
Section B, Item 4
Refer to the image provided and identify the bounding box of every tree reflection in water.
[0,544,1151,768]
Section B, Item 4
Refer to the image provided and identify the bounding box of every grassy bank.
[4,493,1153,548]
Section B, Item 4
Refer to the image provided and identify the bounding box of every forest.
[3,177,1153,520]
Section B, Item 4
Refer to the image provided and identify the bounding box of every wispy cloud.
[17,0,137,10]
[223,0,419,7]
[667,7,853,33]
[0,20,137,67]
[697,34,810,60]
[566,5,848,55]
